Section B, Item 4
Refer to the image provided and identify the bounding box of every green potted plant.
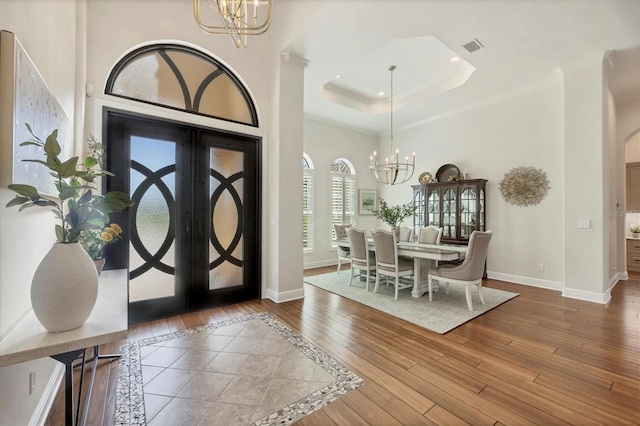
[372,198,417,236]
[78,223,123,275]
[630,224,640,238]
[5,125,133,332]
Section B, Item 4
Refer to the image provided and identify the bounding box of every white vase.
[31,242,99,333]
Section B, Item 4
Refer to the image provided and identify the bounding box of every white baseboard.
[487,271,563,291]
[608,272,628,290]
[563,286,611,304]
[304,259,338,270]
[266,287,305,303]
[29,363,64,426]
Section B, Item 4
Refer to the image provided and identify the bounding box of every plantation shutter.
[331,173,344,241]
[345,175,356,223]
[302,168,313,251]
[330,159,356,244]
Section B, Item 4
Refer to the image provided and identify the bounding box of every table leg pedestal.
[411,259,439,298]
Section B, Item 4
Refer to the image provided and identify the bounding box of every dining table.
[336,238,467,298]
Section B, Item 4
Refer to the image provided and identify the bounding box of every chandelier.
[370,65,415,185]
[193,0,272,48]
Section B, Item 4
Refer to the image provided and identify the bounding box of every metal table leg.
[51,349,85,426]
[52,346,122,426]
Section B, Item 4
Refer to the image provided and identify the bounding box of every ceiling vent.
[462,38,484,53]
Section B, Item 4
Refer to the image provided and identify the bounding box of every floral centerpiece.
[631,224,640,237]
[4,125,133,332]
[79,223,123,260]
[372,198,417,229]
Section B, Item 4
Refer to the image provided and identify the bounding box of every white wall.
[303,117,379,268]
[0,1,78,424]
[383,79,565,288]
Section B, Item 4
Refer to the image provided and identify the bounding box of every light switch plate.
[578,219,591,229]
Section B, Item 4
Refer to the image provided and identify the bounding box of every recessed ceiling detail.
[321,36,475,114]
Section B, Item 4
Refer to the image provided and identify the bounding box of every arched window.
[303,154,314,252]
[105,44,258,126]
[330,158,356,243]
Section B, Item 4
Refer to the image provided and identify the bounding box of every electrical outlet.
[29,372,36,395]
[537,264,544,272]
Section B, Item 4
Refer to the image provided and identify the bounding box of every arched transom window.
[106,44,258,127]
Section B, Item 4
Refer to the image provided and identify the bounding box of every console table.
[0,269,128,426]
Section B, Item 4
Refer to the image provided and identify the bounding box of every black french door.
[104,109,260,324]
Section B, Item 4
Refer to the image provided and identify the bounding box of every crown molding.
[397,71,563,133]
[304,112,378,137]
[281,52,309,68]
[557,51,607,74]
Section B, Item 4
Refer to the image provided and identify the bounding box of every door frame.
[102,107,262,324]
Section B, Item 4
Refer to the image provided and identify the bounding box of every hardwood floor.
[46,268,640,425]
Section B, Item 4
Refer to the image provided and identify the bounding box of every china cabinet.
[412,179,487,245]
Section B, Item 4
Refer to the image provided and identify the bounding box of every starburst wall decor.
[499,166,550,207]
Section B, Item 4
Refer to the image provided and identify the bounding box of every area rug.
[115,312,363,425]
[304,272,518,334]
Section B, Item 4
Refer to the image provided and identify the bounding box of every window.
[303,154,314,252]
[105,44,258,127]
[330,159,356,244]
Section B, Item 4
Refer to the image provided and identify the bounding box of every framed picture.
[359,189,378,215]
[0,30,72,196]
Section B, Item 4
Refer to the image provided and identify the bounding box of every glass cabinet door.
[413,187,425,235]
[427,189,441,227]
[442,187,456,239]
[459,187,478,240]
[479,187,485,231]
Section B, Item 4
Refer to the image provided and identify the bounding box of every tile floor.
[116,313,363,425]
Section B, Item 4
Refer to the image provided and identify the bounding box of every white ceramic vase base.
[31,243,99,333]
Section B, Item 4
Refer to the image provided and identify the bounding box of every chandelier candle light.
[370,65,416,186]
[193,0,272,48]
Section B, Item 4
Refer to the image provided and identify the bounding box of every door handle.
[185,216,191,244]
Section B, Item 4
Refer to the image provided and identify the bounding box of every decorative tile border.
[115,312,363,425]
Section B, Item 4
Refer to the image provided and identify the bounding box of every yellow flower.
[110,223,122,234]
[100,231,113,242]
[104,227,118,236]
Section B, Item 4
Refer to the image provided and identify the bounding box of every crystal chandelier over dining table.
[370,65,416,185]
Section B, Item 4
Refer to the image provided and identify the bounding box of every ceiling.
[282,0,640,134]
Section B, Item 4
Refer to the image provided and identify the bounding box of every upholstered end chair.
[427,230,492,310]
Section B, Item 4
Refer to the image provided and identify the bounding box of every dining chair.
[427,230,492,310]
[334,224,352,273]
[398,226,413,242]
[346,227,376,290]
[419,225,443,244]
[372,229,414,300]
[418,225,444,279]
